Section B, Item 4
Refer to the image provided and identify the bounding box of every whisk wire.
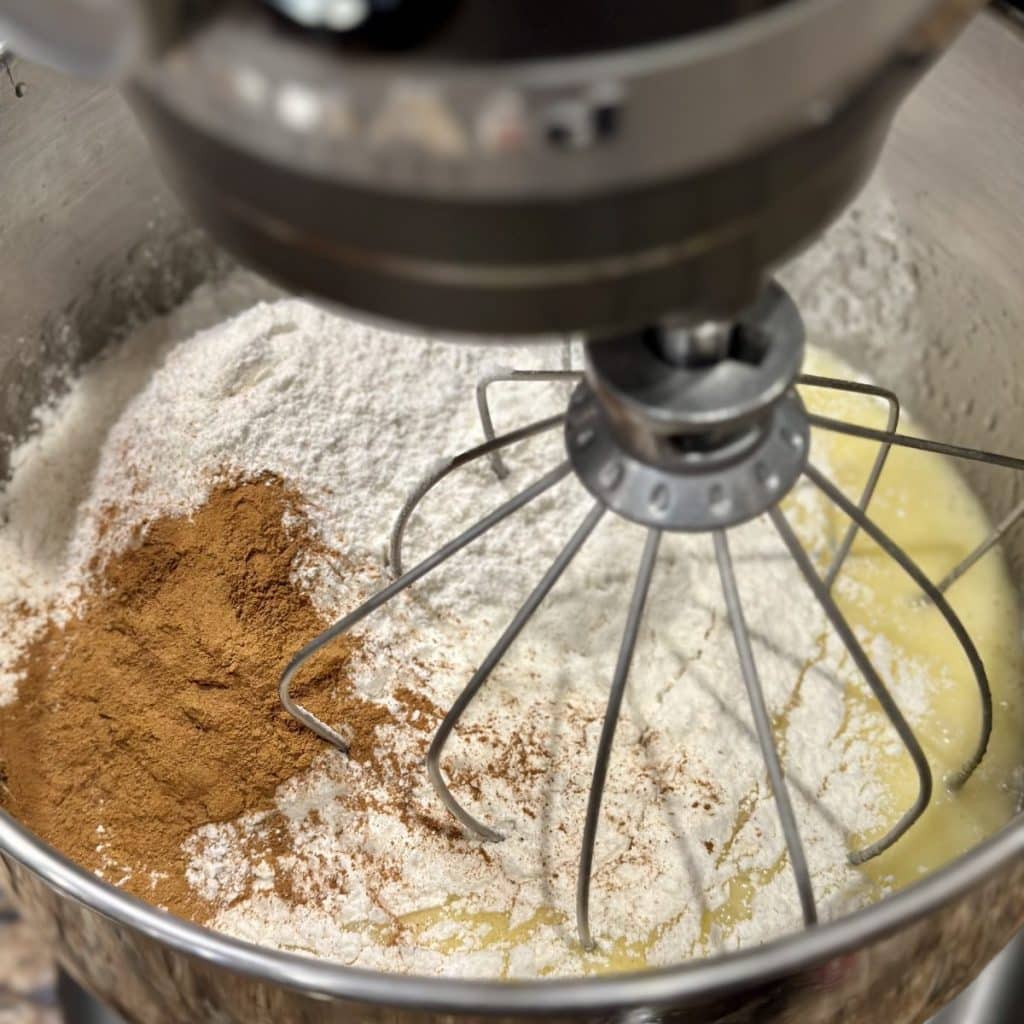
[804,463,992,791]
[280,460,573,751]
[577,528,662,951]
[936,495,1024,594]
[808,414,1024,473]
[770,505,932,864]
[389,412,566,576]
[714,529,818,927]
[475,370,583,481]
[811,410,1024,609]
[798,375,900,589]
[427,502,607,842]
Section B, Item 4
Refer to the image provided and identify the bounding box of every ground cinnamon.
[0,477,362,920]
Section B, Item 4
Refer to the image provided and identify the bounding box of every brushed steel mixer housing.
[0,0,988,335]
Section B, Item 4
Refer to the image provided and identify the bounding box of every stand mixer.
[3,1,1024,1022]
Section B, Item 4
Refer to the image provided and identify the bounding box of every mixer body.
[0,0,988,336]
[122,0,910,336]
[1,13,1024,1021]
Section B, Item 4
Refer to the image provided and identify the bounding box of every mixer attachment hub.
[584,282,805,444]
[567,385,808,531]
[571,281,809,530]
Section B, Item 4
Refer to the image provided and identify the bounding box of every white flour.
[0,179,937,976]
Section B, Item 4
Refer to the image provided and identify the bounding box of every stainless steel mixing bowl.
[1,10,1023,1023]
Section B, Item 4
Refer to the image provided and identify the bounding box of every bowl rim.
[0,806,1021,1013]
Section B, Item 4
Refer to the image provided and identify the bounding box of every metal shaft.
[577,528,662,951]
[427,502,606,842]
[771,505,932,864]
[715,529,818,927]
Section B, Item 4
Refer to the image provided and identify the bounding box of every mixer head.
[0,0,986,335]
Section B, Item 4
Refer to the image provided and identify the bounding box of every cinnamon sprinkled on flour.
[0,478,361,918]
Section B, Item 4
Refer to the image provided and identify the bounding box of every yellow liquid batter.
[662,350,1024,974]
[329,350,1024,974]
[798,351,1024,887]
